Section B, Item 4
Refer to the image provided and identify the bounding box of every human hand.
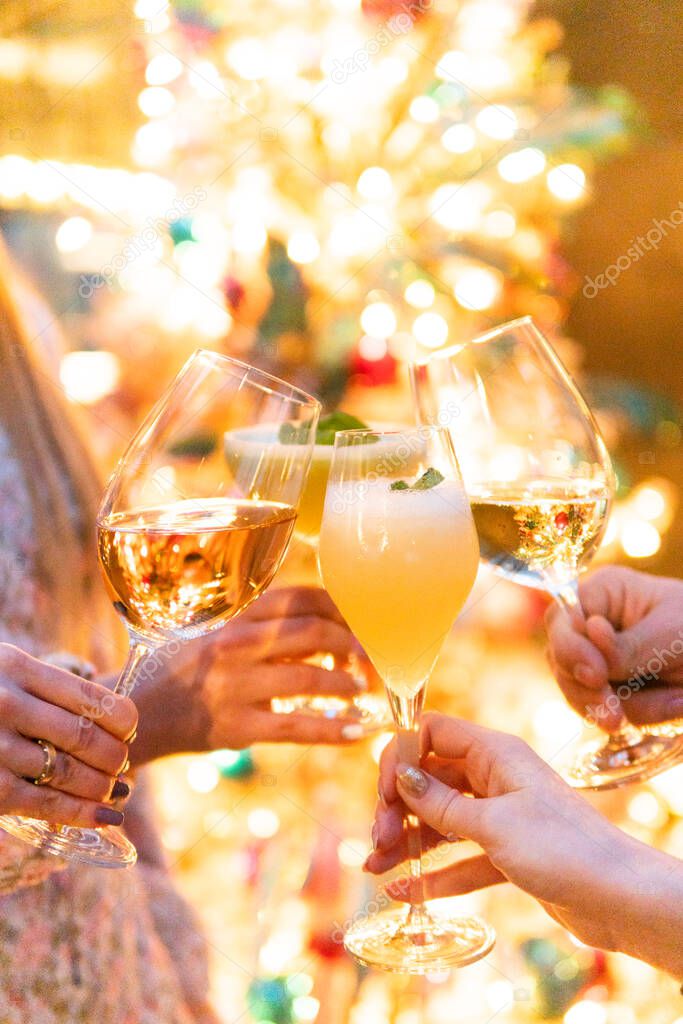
[132,586,370,763]
[365,713,652,954]
[0,644,137,827]
[545,567,683,729]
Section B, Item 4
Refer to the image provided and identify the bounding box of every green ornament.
[210,748,255,779]
[247,977,294,1024]
[169,217,195,246]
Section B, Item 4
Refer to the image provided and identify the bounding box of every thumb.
[585,615,648,681]
[395,764,490,846]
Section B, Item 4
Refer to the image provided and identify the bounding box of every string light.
[145,53,183,86]
[441,123,476,153]
[247,808,280,838]
[287,231,320,264]
[498,148,546,183]
[454,266,502,310]
[186,759,220,793]
[620,519,661,558]
[358,335,389,361]
[404,280,435,309]
[55,216,92,253]
[360,302,397,338]
[413,312,449,348]
[547,163,586,201]
[476,104,517,140]
[59,351,120,404]
[226,38,268,80]
[409,96,440,124]
[484,208,516,238]
[138,85,176,117]
[357,167,393,202]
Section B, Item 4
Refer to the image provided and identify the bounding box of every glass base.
[271,693,392,734]
[0,816,137,868]
[343,907,495,974]
[565,726,683,791]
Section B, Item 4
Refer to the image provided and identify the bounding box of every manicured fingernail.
[396,764,429,797]
[574,664,595,686]
[111,780,130,799]
[342,724,364,740]
[371,822,379,851]
[95,806,124,825]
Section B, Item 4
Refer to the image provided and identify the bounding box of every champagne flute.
[411,317,683,790]
[0,351,319,868]
[319,427,495,973]
[225,421,392,732]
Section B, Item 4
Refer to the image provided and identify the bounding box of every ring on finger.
[26,739,58,786]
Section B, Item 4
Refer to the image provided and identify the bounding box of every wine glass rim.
[190,349,321,409]
[416,315,537,363]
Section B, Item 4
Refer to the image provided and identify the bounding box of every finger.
[1,732,117,802]
[250,664,364,702]
[547,662,624,732]
[16,693,129,775]
[365,813,450,875]
[21,659,137,742]
[544,603,610,690]
[267,617,358,661]
[384,854,506,901]
[248,710,365,745]
[238,587,346,626]
[624,686,683,725]
[395,764,491,843]
[0,770,124,829]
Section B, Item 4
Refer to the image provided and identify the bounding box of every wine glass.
[0,351,319,868]
[224,425,392,732]
[411,316,683,790]
[318,427,495,973]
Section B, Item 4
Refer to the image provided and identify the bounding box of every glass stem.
[553,581,644,749]
[114,634,156,698]
[387,686,430,931]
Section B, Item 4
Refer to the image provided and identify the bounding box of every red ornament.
[361,0,427,22]
[222,275,246,312]
[309,931,347,960]
[554,511,569,532]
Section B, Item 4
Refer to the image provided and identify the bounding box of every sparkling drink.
[470,480,609,590]
[97,497,296,640]
[320,479,479,699]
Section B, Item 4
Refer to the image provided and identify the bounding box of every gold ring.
[30,739,58,786]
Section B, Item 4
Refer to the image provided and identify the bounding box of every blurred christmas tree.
[121,0,637,401]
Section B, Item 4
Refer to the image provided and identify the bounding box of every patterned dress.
[0,426,214,1023]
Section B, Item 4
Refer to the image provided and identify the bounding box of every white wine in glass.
[319,427,495,973]
[412,316,683,790]
[0,352,320,868]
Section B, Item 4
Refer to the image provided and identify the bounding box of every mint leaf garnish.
[390,467,445,492]
[413,468,445,490]
[315,411,369,446]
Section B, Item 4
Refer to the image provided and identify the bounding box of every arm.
[367,713,683,978]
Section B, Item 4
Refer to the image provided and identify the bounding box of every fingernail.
[111,780,130,799]
[342,724,364,740]
[574,664,595,686]
[121,758,130,775]
[95,806,124,826]
[396,764,429,797]
[371,822,379,851]
[377,780,386,806]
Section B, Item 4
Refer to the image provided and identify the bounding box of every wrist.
[599,831,683,977]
